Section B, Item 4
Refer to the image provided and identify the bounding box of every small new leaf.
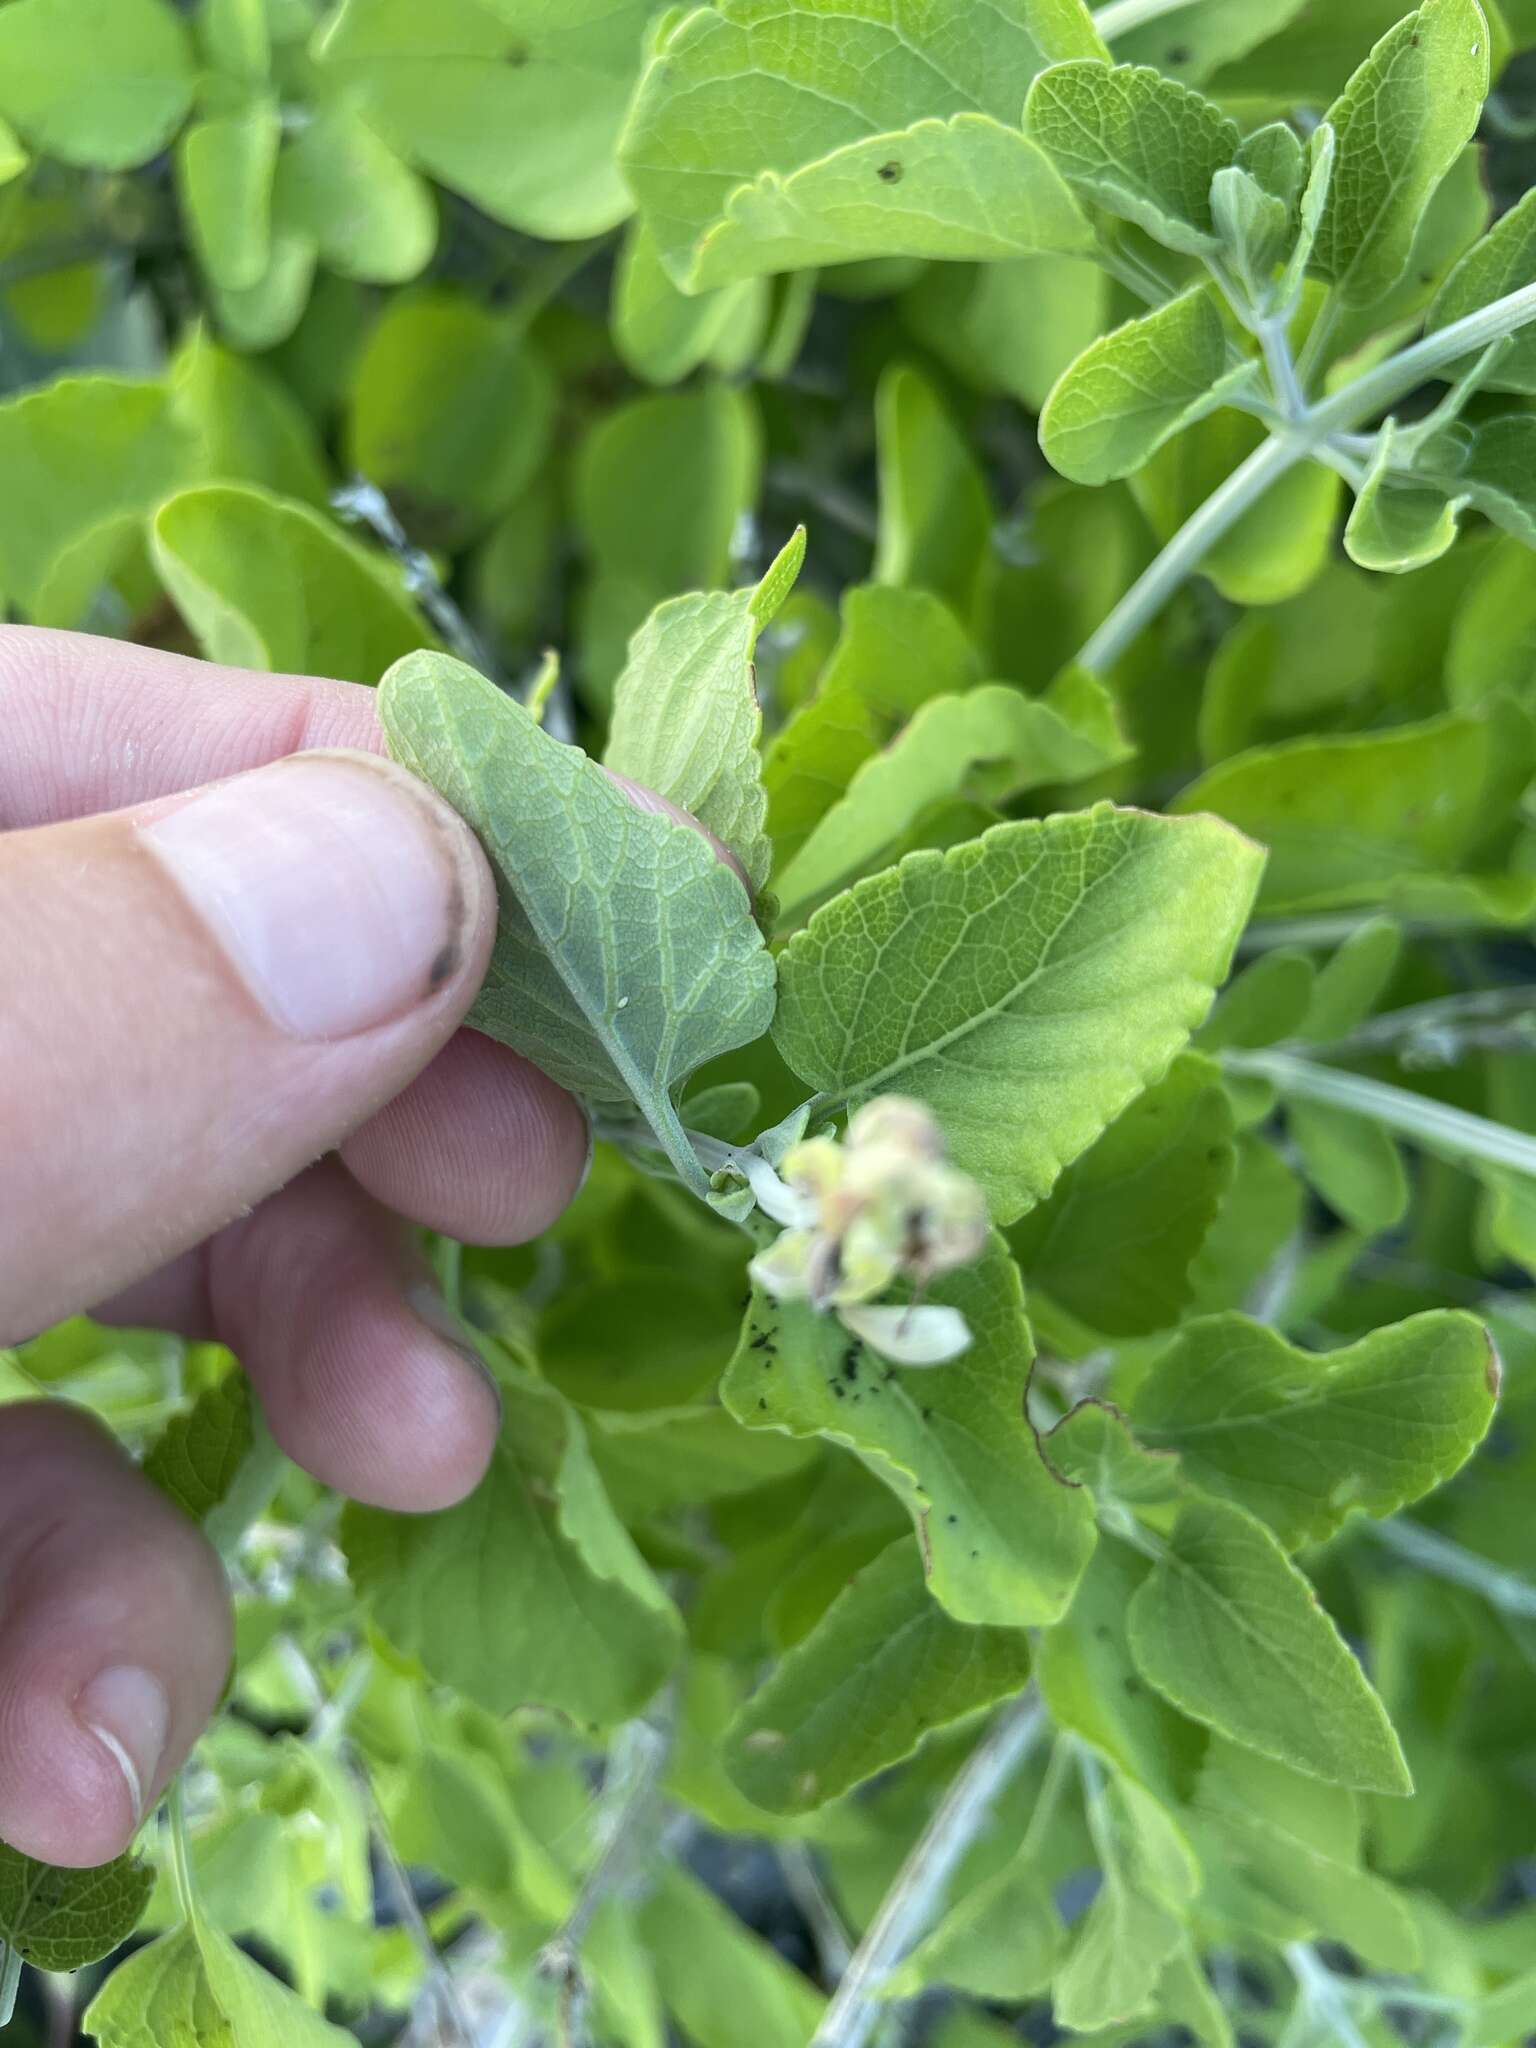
[1025,61,1240,257]
[1041,286,1257,490]
[1311,0,1490,308]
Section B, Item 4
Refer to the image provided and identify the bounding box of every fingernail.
[76,1666,170,1821]
[406,1282,503,1421]
[140,752,478,1041]
[602,769,749,892]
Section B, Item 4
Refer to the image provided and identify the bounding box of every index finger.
[0,624,384,829]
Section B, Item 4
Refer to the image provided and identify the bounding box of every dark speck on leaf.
[750,1330,774,1352]
[842,1345,861,1383]
[877,160,903,183]
[832,1382,846,1399]
[1167,43,1190,62]
[758,1397,767,1410]
[946,1514,958,1525]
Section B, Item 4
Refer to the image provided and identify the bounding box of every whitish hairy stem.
[1260,315,1307,421]
[777,1845,854,1979]
[1223,1048,1536,1182]
[1313,985,1536,1064]
[0,1943,21,2030]
[809,1691,1046,2048]
[354,1756,479,2048]
[1367,1519,1536,1623]
[1092,0,1202,35]
[536,1707,674,2016]
[168,1778,198,1925]
[1286,1944,1373,2048]
[1077,279,1536,675]
[332,480,494,673]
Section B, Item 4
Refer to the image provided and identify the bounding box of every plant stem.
[1312,280,1536,436]
[1366,1519,1536,1622]
[0,1945,21,2030]
[1092,0,1201,35]
[168,1778,198,1926]
[1075,278,1536,672]
[1078,434,1303,673]
[809,1691,1045,2048]
[354,1758,479,2048]
[537,1707,674,2010]
[1314,985,1536,1064]
[1223,1047,1536,1182]
[1260,315,1307,420]
[1287,1944,1373,2048]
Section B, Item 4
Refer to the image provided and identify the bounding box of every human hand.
[0,625,597,1868]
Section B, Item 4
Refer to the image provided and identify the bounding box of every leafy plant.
[7,0,1536,2043]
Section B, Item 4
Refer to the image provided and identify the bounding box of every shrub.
[4,1,1536,2042]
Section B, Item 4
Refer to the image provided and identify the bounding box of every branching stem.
[1091,0,1202,35]
[1224,1047,1536,1183]
[809,1691,1045,2048]
[1075,278,1536,673]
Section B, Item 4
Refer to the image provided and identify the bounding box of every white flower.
[746,1095,987,1367]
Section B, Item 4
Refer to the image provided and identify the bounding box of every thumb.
[1,749,497,1342]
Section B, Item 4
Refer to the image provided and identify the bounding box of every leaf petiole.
[0,1942,20,2030]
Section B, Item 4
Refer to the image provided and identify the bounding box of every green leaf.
[613,217,769,386]
[0,1843,151,1971]
[83,1916,355,2046]
[1311,0,1491,308]
[171,333,329,510]
[604,534,804,895]
[1345,419,1466,574]
[900,253,1111,415]
[1011,1054,1235,1339]
[764,585,983,875]
[0,0,194,170]
[345,286,556,549]
[1041,286,1257,487]
[1173,702,1536,918]
[663,114,1093,285]
[1054,1773,1199,2031]
[575,383,761,694]
[621,0,1103,290]
[1188,1739,1421,1971]
[0,119,26,187]
[1127,1497,1413,1793]
[1041,1400,1183,1507]
[1036,1539,1205,1801]
[0,375,197,623]
[1200,949,1317,1051]
[892,1850,1064,2001]
[772,804,1264,1223]
[874,364,993,622]
[1210,165,1294,304]
[1111,0,1312,83]
[317,0,654,240]
[1133,411,1342,608]
[379,651,775,1190]
[343,1365,682,1728]
[176,100,282,295]
[722,1539,1032,1812]
[1299,918,1402,1040]
[722,1239,1098,1627]
[151,483,428,682]
[201,0,270,80]
[141,1375,255,1526]
[775,673,1131,919]
[637,1868,825,2048]
[1289,1097,1410,1232]
[1427,183,1536,394]
[1025,61,1240,257]
[205,225,316,351]
[1132,1311,1496,1549]
[1419,412,1536,550]
[273,101,437,285]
